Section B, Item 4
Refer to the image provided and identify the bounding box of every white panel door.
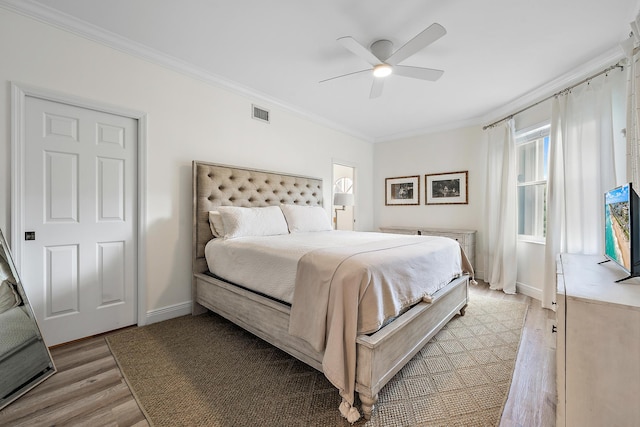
[22,96,137,346]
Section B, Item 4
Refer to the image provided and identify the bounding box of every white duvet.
[204,230,423,303]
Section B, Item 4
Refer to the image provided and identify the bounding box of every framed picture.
[425,171,468,205]
[385,175,420,205]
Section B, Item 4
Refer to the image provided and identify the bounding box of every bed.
[191,161,470,421]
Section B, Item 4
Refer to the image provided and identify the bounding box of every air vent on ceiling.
[252,104,270,123]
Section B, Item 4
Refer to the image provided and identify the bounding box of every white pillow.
[0,280,21,314]
[0,253,15,284]
[208,211,225,238]
[280,204,332,232]
[217,206,289,239]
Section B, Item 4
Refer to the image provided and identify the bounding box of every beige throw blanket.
[288,235,473,419]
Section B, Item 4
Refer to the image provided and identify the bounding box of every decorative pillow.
[217,206,289,239]
[280,204,332,232]
[208,211,225,238]
[0,254,15,284]
[0,280,21,314]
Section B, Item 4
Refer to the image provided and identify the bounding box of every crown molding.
[375,45,626,143]
[0,0,373,142]
[479,46,626,127]
[373,116,482,143]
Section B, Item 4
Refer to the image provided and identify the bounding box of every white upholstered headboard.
[192,161,324,274]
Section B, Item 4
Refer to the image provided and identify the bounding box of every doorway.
[332,163,355,231]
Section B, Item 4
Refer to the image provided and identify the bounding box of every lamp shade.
[333,192,354,206]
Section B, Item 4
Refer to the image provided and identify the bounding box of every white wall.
[373,126,487,279]
[372,104,552,297]
[0,9,374,321]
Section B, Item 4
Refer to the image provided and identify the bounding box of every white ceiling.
[7,0,640,141]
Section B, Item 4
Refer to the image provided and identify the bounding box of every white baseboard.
[515,281,542,302]
[143,301,192,325]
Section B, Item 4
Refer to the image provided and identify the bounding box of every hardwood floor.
[476,282,558,427]
[0,281,556,426]
[0,335,149,427]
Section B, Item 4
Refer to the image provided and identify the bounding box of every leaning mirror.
[0,228,56,410]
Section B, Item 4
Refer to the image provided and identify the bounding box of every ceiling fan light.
[373,64,392,78]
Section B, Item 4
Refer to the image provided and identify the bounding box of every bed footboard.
[355,274,469,419]
[193,271,469,420]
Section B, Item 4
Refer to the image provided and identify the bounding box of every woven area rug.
[106,296,527,427]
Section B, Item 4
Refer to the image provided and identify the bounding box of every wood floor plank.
[51,339,114,371]
[0,338,147,427]
[111,399,149,426]
[15,382,134,427]
[0,281,555,427]
[64,394,140,427]
[25,355,118,397]
[49,336,107,360]
[2,369,124,422]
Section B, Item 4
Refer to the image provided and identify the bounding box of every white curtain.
[484,119,517,294]
[542,71,624,309]
[626,49,640,187]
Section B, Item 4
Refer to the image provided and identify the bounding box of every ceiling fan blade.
[319,69,371,83]
[393,65,444,81]
[387,23,446,66]
[337,36,382,66]
[370,78,384,98]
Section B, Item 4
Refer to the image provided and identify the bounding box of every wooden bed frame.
[191,161,469,419]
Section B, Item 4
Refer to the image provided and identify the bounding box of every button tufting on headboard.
[193,161,324,274]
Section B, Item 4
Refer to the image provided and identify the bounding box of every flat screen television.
[604,182,640,281]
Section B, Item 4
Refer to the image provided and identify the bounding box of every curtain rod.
[482,61,625,130]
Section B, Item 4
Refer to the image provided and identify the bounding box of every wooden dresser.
[556,253,640,427]
[379,226,476,269]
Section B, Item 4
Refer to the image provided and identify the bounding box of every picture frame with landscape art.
[385,175,420,205]
[425,171,468,205]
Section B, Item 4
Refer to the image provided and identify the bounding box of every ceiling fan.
[321,23,446,98]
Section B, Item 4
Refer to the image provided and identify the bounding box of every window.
[516,123,550,240]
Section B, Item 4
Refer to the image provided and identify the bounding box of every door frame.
[10,82,148,327]
[331,159,357,230]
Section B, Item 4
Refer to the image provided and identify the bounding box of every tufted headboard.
[192,161,324,274]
